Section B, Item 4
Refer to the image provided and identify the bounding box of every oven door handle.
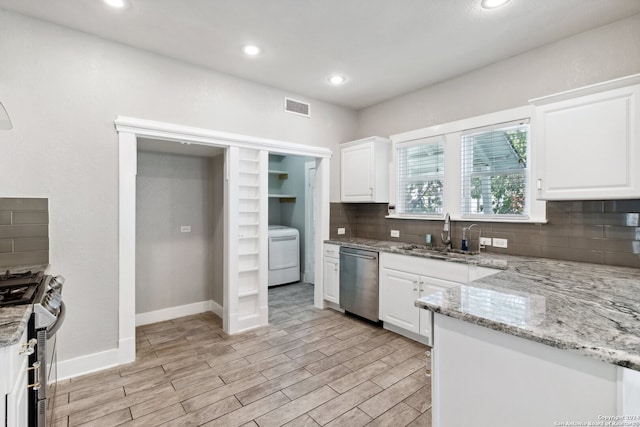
[47,301,66,337]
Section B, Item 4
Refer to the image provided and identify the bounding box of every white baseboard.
[211,299,223,317]
[136,300,216,326]
[57,347,120,381]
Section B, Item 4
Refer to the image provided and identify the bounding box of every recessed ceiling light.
[328,75,347,85]
[104,0,128,8]
[481,0,510,9]
[243,45,261,56]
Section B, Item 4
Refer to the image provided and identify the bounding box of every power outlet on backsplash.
[480,237,492,248]
[337,228,345,235]
[390,230,400,238]
[493,238,508,248]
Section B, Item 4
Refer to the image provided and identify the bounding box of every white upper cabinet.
[341,136,391,203]
[531,75,640,200]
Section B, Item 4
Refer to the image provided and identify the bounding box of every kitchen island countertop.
[326,238,640,371]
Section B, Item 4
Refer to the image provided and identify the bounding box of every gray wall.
[0,198,48,267]
[357,13,640,138]
[0,10,356,361]
[136,151,220,314]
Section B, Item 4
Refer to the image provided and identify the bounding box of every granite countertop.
[325,238,640,371]
[0,264,49,348]
[325,237,509,270]
[0,305,32,347]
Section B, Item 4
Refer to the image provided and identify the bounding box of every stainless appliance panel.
[339,247,379,322]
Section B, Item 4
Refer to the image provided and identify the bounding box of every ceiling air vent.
[284,97,310,118]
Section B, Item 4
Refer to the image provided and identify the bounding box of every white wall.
[357,13,640,138]
[136,151,216,314]
[0,9,356,362]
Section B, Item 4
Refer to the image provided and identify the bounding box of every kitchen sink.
[397,244,479,256]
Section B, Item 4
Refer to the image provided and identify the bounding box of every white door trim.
[304,161,317,284]
[116,116,331,367]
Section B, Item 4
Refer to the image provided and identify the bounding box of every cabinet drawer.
[380,252,469,283]
[324,243,340,258]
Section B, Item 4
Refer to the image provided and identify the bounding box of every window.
[461,120,529,217]
[396,136,445,215]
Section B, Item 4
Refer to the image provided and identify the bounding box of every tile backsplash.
[330,200,640,268]
[0,198,49,267]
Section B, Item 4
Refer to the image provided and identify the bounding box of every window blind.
[461,120,529,217]
[396,136,445,215]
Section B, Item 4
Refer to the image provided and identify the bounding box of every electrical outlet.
[180,225,191,233]
[337,228,345,235]
[390,230,400,238]
[493,238,508,248]
[479,237,492,247]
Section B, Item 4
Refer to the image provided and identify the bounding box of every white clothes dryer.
[268,225,300,287]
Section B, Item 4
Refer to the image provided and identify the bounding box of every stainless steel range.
[0,269,65,427]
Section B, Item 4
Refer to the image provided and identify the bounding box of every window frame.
[389,106,546,223]
[395,136,446,217]
[460,119,531,219]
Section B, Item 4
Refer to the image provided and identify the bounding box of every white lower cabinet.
[322,244,340,304]
[1,327,30,427]
[379,252,476,346]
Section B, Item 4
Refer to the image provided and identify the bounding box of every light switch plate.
[390,230,400,238]
[337,228,345,235]
[493,238,508,248]
[180,225,192,233]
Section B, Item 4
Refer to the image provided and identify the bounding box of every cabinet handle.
[27,360,41,392]
[26,361,41,371]
[425,349,432,377]
[19,338,37,355]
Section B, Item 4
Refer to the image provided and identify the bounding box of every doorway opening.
[116,116,331,367]
[135,138,225,327]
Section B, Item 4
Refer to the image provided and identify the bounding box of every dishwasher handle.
[341,252,376,261]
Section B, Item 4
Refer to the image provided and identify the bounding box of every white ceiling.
[1,0,639,109]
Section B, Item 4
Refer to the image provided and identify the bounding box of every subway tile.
[0,250,49,268]
[0,212,11,225]
[12,211,49,225]
[579,201,605,213]
[0,198,48,211]
[603,226,640,240]
[540,247,605,265]
[0,225,48,239]
[14,237,49,252]
[0,239,13,253]
[540,224,603,239]
[604,200,640,213]
[603,252,640,269]
[571,213,640,227]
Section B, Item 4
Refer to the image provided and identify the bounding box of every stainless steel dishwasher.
[339,246,379,322]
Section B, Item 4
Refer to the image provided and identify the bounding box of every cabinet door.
[6,356,28,427]
[341,142,374,202]
[535,84,640,200]
[323,257,340,304]
[380,267,420,333]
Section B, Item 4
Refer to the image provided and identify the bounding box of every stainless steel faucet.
[462,224,482,253]
[441,213,452,250]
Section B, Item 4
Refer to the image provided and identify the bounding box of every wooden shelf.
[268,170,288,179]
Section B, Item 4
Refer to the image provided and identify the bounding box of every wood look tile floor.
[53,283,432,426]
